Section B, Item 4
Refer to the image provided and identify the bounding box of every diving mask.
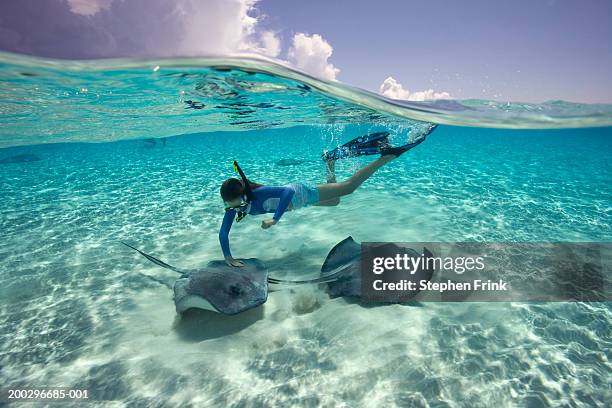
[224,198,249,222]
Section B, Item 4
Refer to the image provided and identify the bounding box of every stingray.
[269,237,435,301]
[122,243,268,315]
[123,237,434,315]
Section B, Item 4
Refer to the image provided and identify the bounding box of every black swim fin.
[380,137,425,157]
[380,124,437,157]
[322,131,390,161]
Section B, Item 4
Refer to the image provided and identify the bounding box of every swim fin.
[321,131,390,161]
[380,137,425,157]
[380,124,437,157]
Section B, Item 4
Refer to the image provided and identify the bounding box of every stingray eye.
[229,285,243,296]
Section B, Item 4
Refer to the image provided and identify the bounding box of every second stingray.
[270,236,435,300]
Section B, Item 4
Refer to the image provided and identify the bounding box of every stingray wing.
[320,236,361,274]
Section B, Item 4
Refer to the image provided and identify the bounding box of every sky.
[0,0,610,103]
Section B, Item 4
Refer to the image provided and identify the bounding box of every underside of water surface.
[2,51,612,149]
[0,52,610,407]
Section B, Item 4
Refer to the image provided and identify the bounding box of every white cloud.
[258,30,281,57]
[288,33,340,80]
[6,1,340,79]
[408,89,452,101]
[67,0,112,16]
[62,0,281,57]
[174,1,283,58]
[177,0,259,55]
[379,76,451,101]
[379,77,410,99]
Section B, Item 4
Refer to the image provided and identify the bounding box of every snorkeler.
[219,127,436,267]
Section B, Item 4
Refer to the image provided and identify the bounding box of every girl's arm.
[272,186,295,221]
[256,186,295,229]
[219,209,243,266]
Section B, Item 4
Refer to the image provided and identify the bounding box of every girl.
[219,129,433,267]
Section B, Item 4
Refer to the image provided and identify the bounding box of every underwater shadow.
[173,305,264,342]
[338,296,427,309]
[0,153,41,164]
[552,243,608,301]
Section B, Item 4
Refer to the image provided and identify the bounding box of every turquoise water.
[0,54,611,406]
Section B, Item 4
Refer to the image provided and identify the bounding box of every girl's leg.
[316,155,395,205]
[316,160,340,206]
[326,160,337,183]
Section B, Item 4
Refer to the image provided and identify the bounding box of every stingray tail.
[139,273,173,289]
[121,242,184,274]
[269,236,359,287]
[268,267,345,286]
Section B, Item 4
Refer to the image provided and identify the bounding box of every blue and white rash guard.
[219,185,295,257]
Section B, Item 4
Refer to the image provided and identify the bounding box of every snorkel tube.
[232,160,254,202]
[230,160,252,222]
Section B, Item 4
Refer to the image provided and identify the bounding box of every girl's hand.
[225,256,245,267]
[261,219,278,229]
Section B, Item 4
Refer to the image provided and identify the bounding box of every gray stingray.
[124,237,434,315]
[269,237,435,301]
[122,243,268,315]
[0,153,41,164]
